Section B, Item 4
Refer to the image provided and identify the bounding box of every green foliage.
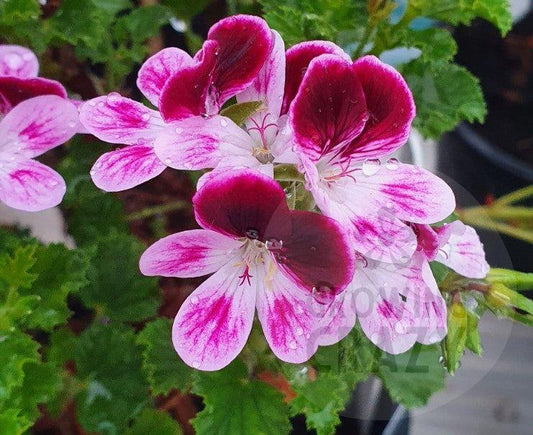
[137,318,193,395]
[192,360,291,435]
[125,408,183,435]
[401,60,486,138]
[465,311,483,355]
[162,0,213,20]
[377,343,446,408]
[443,302,468,374]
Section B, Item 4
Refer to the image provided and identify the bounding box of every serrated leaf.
[0,245,37,289]
[0,0,40,26]
[125,408,182,435]
[113,5,172,44]
[402,60,486,138]
[136,318,193,395]
[377,343,446,408]
[192,360,291,435]
[220,101,264,126]
[80,234,160,322]
[73,323,150,433]
[444,302,467,374]
[20,244,90,331]
[400,28,457,64]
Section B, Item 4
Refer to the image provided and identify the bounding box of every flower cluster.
[2,15,489,371]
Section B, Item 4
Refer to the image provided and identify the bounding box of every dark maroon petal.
[290,54,368,162]
[344,56,416,161]
[159,41,217,121]
[193,169,289,239]
[282,41,349,115]
[266,210,355,295]
[207,14,273,105]
[0,76,66,115]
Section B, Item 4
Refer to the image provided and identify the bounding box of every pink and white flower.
[80,15,273,191]
[0,45,67,117]
[289,54,456,263]
[0,95,78,211]
[139,169,355,370]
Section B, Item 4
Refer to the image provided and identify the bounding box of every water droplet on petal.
[289,341,297,350]
[362,159,381,176]
[296,327,304,336]
[164,158,172,165]
[265,238,283,251]
[310,246,317,252]
[192,360,201,368]
[88,100,96,107]
[305,333,311,339]
[107,92,120,104]
[304,87,310,94]
[394,323,405,334]
[4,53,23,69]
[438,356,446,367]
[141,113,150,121]
[386,157,399,170]
[175,127,183,134]
[68,121,77,128]
[89,169,96,176]
[220,118,228,127]
[190,296,199,304]
[312,284,333,305]
[49,179,58,187]
[245,228,260,239]
[98,101,105,108]
[94,161,103,169]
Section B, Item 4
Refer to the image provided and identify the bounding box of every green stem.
[125,200,190,222]
[461,217,533,244]
[487,268,533,291]
[352,20,376,58]
[493,185,533,206]
[460,205,533,222]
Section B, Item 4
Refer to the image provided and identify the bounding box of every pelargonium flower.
[0,95,78,211]
[318,221,489,354]
[139,169,355,370]
[289,54,456,263]
[0,45,67,117]
[80,14,273,191]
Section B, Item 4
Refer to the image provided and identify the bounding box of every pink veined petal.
[207,14,273,106]
[343,56,416,161]
[89,145,166,192]
[137,47,193,107]
[316,290,356,346]
[153,115,254,171]
[140,229,243,278]
[70,99,91,134]
[256,265,320,364]
[79,94,164,146]
[267,209,355,295]
[159,41,218,121]
[290,54,368,162]
[408,292,447,345]
[0,95,78,157]
[348,162,456,224]
[0,45,39,78]
[0,76,67,116]
[412,223,441,261]
[172,263,257,371]
[282,41,350,115]
[0,159,66,212]
[436,221,489,279]
[354,282,417,355]
[237,30,286,128]
[193,169,289,239]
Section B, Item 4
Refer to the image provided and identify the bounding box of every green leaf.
[377,343,446,408]
[113,5,172,44]
[0,0,40,25]
[73,323,151,434]
[465,311,482,355]
[220,101,265,126]
[443,302,467,374]
[400,28,457,64]
[409,0,512,36]
[162,0,212,20]
[402,60,486,138]
[429,261,451,285]
[91,0,132,15]
[136,318,193,395]
[0,245,37,289]
[58,137,127,245]
[192,360,291,435]
[80,234,160,322]
[125,408,183,435]
[20,244,90,331]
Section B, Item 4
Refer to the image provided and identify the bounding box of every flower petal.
[137,47,193,107]
[256,266,319,363]
[172,263,256,370]
[436,221,489,279]
[413,223,440,261]
[0,95,78,157]
[193,169,289,239]
[345,56,416,161]
[140,229,242,278]
[0,76,67,116]
[154,115,254,170]
[290,54,368,161]
[237,30,285,124]
[350,163,456,224]
[0,159,65,211]
[159,41,218,121]
[283,41,349,115]
[90,145,166,192]
[80,94,164,145]
[267,210,355,294]
[316,290,356,346]
[0,45,39,78]
[207,14,273,105]
[409,294,447,345]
